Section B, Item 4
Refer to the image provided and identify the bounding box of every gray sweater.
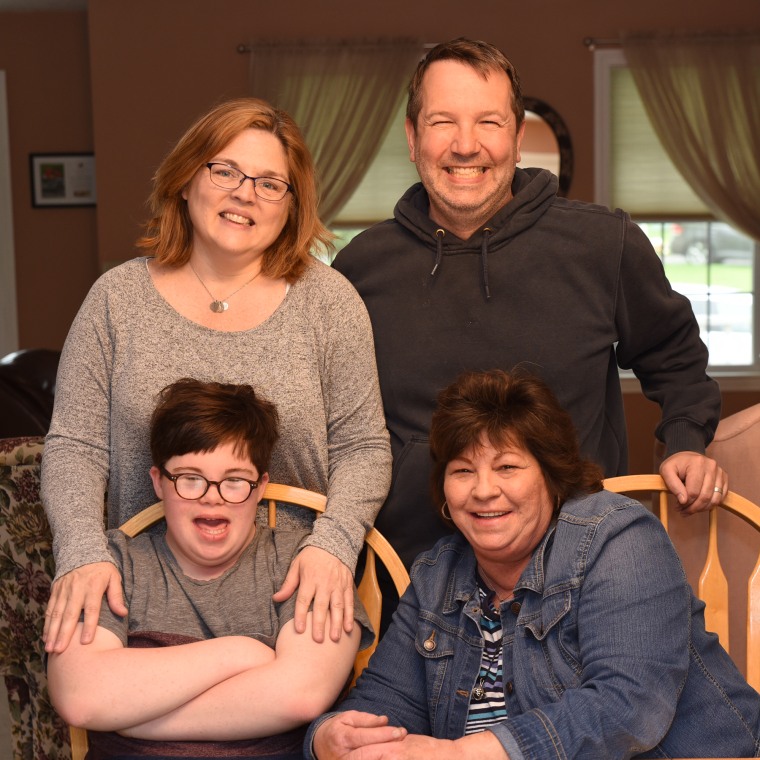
[42,256,391,579]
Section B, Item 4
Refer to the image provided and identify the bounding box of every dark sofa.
[0,349,60,438]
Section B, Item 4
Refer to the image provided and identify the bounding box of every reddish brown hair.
[429,369,602,526]
[137,98,331,281]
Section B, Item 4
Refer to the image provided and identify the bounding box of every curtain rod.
[582,37,620,50]
[237,41,436,54]
[584,30,760,50]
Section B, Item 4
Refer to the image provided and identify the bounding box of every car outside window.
[637,221,756,368]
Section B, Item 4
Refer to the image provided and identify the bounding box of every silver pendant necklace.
[473,573,505,702]
[189,262,262,313]
[473,648,501,701]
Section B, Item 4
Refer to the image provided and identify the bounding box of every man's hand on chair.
[660,452,728,515]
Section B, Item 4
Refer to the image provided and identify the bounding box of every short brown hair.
[150,378,279,475]
[406,38,525,131]
[429,369,602,524]
[137,98,331,281]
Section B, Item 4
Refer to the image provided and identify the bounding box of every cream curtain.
[622,32,760,240]
[248,39,424,224]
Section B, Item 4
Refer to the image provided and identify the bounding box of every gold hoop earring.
[441,501,452,520]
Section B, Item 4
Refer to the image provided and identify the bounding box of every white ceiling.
[0,0,86,9]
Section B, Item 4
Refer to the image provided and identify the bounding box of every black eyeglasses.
[160,466,259,504]
[205,163,292,202]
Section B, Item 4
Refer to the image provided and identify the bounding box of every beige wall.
[2,0,759,463]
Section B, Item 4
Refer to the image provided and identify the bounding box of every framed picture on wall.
[29,153,96,207]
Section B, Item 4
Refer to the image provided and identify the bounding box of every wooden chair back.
[69,483,409,760]
[603,474,760,693]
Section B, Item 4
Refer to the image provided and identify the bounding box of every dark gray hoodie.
[334,167,719,567]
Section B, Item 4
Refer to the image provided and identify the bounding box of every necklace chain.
[478,565,514,603]
[189,262,262,313]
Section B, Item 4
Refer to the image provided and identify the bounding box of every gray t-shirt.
[89,525,372,759]
[99,525,373,649]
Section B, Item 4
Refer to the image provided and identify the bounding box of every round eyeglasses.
[160,466,259,504]
[205,163,292,202]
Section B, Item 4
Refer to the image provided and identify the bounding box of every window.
[595,50,758,374]
[328,99,418,258]
[638,220,754,367]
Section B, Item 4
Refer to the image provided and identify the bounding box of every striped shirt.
[465,581,508,733]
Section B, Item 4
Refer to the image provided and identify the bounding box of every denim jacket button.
[423,632,437,651]
[510,601,521,614]
[506,681,514,694]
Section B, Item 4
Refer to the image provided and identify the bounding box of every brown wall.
[625,388,760,474]
[0,11,98,349]
[2,0,759,469]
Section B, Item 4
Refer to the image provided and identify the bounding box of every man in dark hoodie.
[333,37,726,569]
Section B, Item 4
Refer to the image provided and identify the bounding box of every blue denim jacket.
[307,491,760,759]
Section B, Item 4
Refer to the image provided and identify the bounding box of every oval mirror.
[519,97,573,197]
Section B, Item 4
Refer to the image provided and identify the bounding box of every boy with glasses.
[48,378,370,759]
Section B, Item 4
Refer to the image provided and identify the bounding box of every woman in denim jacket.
[308,369,760,760]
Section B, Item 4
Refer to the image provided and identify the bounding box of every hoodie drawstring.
[430,226,493,301]
[430,228,445,276]
[481,228,493,300]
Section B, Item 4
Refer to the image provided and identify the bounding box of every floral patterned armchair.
[0,436,71,760]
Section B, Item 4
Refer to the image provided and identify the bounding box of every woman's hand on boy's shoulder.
[272,546,354,643]
[44,561,127,654]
